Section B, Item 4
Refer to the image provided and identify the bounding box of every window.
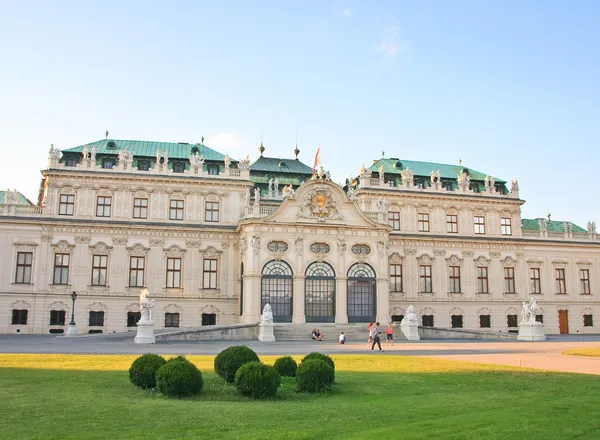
[89,311,104,326]
[500,217,512,235]
[449,266,461,293]
[52,254,70,285]
[12,309,28,325]
[102,159,113,169]
[202,313,216,326]
[476,267,488,293]
[583,314,594,327]
[169,200,184,220]
[420,265,432,293]
[530,268,541,294]
[165,313,180,327]
[451,315,463,328]
[504,267,515,293]
[205,201,219,222]
[309,242,329,254]
[50,310,66,326]
[96,196,112,217]
[127,312,141,327]
[133,198,148,219]
[208,165,219,175]
[422,315,434,327]
[172,162,185,173]
[417,213,430,232]
[129,256,145,287]
[15,252,33,284]
[166,258,182,288]
[555,268,566,294]
[391,315,404,324]
[351,244,371,255]
[388,211,400,231]
[480,315,491,328]
[507,314,518,328]
[58,194,74,215]
[446,214,458,233]
[65,157,78,167]
[474,216,486,234]
[91,255,108,286]
[269,241,289,252]
[203,259,218,289]
[535,315,543,324]
[137,160,150,171]
[390,264,403,292]
[580,269,591,294]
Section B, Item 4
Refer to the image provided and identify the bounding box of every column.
[376,278,390,323]
[292,275,305,323]
[335,277,348,323]
[242,273,260,324]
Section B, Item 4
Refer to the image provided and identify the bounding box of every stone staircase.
[273,323,407,342]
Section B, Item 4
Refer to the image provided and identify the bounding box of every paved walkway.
[0,334,599,375]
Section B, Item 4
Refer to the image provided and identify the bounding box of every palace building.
[0,137,598,335]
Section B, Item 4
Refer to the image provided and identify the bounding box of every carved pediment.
[127,243,150,256]
[296,189,344,222]
[164,245,186,258]
[200,245,222,258]
[389,252,404,264]
[51,240,75,253]
[89,241,113,255]
[11,300,31,309]
[88,302,107,312]
[501,256,517,267]
[417,253,434,265]
[473,255,491,267]
[446,254,463,266]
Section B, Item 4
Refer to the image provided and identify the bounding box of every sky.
[0,0,599,227]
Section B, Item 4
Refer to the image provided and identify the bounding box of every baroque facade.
[1,138,598,335]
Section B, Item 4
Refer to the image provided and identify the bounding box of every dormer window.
[208,165,219,175]
[65,157,78,167]
[278,161,287,168]
[173,162,185,173]
[137,160,150,171]
[106,141,116,150]
[191,146,199,154]
[102,159,114,169]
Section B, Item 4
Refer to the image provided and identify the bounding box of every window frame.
[449,266,461,293]
[129,256,145,287]
[91,254,108,286]
[504,267,515,293]
[530,267,541,294]
[583,314,593,327]
[166,257,182,288]
[89,311,105,326]
[50,310,66,326]
[205,201,219,222]
[446,214,458,233]
[12,309,28,325]
[203,258,218,289]
[479,314,491,328]
[476,266,489,293]
[417,213,430,232]
[95,196,112,217]
[500,217,512,236]
[420,265,432,293]
[169,199,184,221]
[15,251,33,284]
[390,264,403,292]
[53,253,70,285]
[133,197,148,219]
[165,312,180,328]
[580,269,591,294]
[388,211,400,231]
[58,194,75,216]
[474,215,486,234]
[555,268,567,294]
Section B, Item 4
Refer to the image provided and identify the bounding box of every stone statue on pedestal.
[134,288,156,344]
[139,288,155,322]
[261,304,273,324]
[258,303,275,342]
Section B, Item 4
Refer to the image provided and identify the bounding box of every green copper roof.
[368,158,505,183]
[250,156,313,175]
[62,139,230,162]
[0,190,33,205]
[522,218,587,233]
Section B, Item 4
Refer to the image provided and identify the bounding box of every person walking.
[385,322,394,346]
[371,321,383,352]
[367,322,373,347]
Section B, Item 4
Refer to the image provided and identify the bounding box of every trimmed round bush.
[234,361,281,398]
[156,356,203,398]
[214,345,260,383]
[128,353,167,389]
[296,359,334,393]
[301,352,335,383]
[273,356,298,377]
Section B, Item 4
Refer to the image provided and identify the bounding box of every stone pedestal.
[400,320,420,341]
[517,322,546,341]
[258,322,275,342]
[65,324,78,336]
[134,320,156,344]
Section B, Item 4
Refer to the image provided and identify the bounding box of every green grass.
[1,354,600,440]
[562,348,600,357]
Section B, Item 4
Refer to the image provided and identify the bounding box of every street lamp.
[66,291,78,336]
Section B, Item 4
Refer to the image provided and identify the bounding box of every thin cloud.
[205,133,249,157]
[343,8,350,16]
[375,17,407,59]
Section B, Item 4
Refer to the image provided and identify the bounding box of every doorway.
[558,310,569,334]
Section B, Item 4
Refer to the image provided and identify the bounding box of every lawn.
[562,348,600,358]
[1,354,600,440]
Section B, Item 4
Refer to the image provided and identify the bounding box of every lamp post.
[66,291,78,336]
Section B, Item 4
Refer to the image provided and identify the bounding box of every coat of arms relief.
[296,189,344,222]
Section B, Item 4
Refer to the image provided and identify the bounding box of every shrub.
[301,352,335,383]
[214,345,260,383]
[273,356,298,377]
[296,359,334,393]
[128,353,167,389]
[234,361,281,398]
[156,356,203,398]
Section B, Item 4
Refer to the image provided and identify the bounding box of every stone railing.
[0,204,44,216]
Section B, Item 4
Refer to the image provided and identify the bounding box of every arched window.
[261,260,293,322]
[347,263,376,323]
[305,262,335,323]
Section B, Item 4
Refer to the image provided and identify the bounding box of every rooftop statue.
[254,187,260,205]
[224,154,231,169]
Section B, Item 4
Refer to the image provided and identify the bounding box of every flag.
[312,145,321,173]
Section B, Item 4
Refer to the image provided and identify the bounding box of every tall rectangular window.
[203,259,218,289]
[446,214,458,233]
[530,268,541,294]
[50,310,66,325]
[129,257,145,287]
[58,194,74,216]
[169,200,184,220]
[420,265,432,293]
[500,217,512,235]
[449,266,461,293]
[91,255,108,286]
[96,196,112,217]
[12,309,28,325]
[474,216,486,234]
[165,313,180,327]
[476,267,488,293]
[53,254,70,285]
[555,268,566,294]
[205,201,219,222]
[580,269,591,294]
[504,267,515,293]
[166,258,182,288]
[390,264,403,292]
[89,311,105,326]
[388,212,400,231]
[417,213,430,232]
[133,198,148,219]
[15,252,33,284]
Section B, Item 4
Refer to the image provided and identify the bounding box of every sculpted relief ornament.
[296,189,344,222]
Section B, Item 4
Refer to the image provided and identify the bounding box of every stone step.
[273,323,406,342]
